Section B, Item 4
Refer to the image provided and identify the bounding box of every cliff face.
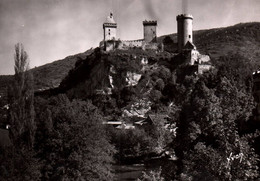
[55,48,174,116]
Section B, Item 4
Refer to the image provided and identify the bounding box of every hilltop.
[0,22,259,93]
[0,22,259,114]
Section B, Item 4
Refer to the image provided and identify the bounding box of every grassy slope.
[158,22,260,66]
[0,49,94,92]
[31,49,94,90]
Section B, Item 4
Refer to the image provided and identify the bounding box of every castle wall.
[117,40,161,51]
[119,40,144,49]
[143,42,160,50]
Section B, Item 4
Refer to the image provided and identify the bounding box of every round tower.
[176,14,193,52]
[103,13,117,41]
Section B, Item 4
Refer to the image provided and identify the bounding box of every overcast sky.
[0,0,259,75]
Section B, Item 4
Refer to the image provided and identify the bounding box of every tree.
[0,43,40,180]
[137,167,165,181]
[174,75,259,180]
[36,95,116,180]
[109,127,155,162]
[163,36,174,45]
[8,43,36,149]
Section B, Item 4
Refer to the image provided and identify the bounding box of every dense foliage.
[168,54,260,180]
[0,45,115,180]
[0,43,40,180]
[35,95,116,180]
[1,25,260,180]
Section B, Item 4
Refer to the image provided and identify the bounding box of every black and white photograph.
[0,0,260,180]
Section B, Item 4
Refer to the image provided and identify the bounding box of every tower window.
[189,35,191,38]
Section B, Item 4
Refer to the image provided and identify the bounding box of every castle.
[100,12,211,73]
[99,13,162,52]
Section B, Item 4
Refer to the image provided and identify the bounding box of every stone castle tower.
[176,14,193,52]
[143,20,157,42]
[103,13,117,41]
[100,13,161,51]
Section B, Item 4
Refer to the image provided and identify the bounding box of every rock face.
[33,46,213,120]
[126,72,142,86]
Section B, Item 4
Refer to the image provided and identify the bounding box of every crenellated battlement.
[143,20,157,26]
[119,39,144,49]
[176,14,193,20]
[103,23,117,28]
[121,39,144,43]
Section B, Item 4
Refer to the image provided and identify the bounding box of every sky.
[0,0,259,75]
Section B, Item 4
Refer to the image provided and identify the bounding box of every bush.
[137,167,165,181]
[109,128,155,162]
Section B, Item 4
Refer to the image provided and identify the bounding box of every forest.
[0,40,260,181]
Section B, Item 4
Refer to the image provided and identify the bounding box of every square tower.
[143,20,157,43]
[103,13,117,41]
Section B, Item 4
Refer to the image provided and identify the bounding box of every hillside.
[31,49,94,90]
[158,22,260,65]
[28,22,260,120]
[0,49,94,92]
[1,22,260,180]
[51,48,174,116]
[1,22,259,92]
